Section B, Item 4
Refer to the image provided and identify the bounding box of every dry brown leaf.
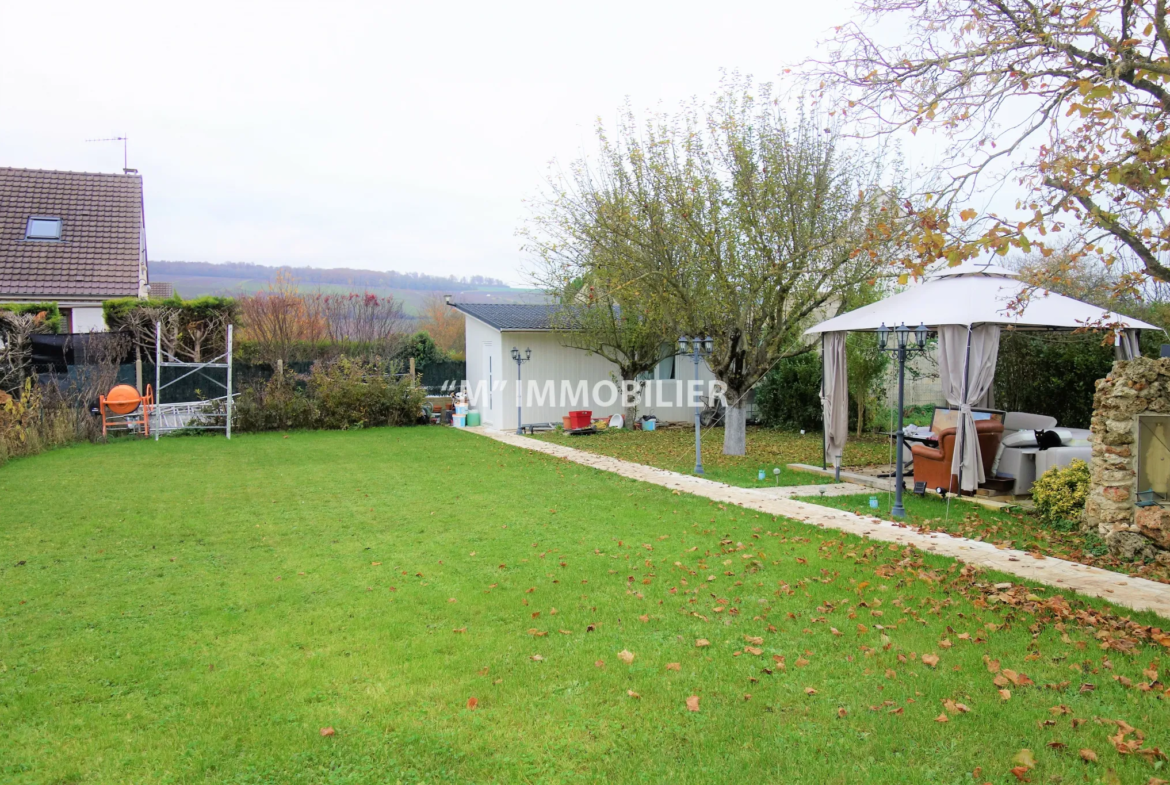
[666,662,681,671]
[744,635,764,645]
[594,660,605,668]
[1079,748,1098,763]
[921,653,940,668]
[999,688,1012,700]
[320,727,335,737]
[695,638,711,648]
[531,654,544,661]
[467,697,478,710]
[627,689,641,699]
[935,713,949,723]
[745,646,763,656]
[837,707,847,718]
[686,695,700,712]
[618,649,635,665]
[795,657,810,667]
[804,687,817,695]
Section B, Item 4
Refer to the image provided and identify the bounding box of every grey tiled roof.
[452,302,571,330]
[0,167,143,298]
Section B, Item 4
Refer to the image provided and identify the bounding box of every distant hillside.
[149,261,538,315]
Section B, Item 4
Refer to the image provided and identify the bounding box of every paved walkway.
[465,427,1170,619]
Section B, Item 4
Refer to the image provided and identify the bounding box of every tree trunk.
[856,397,864,437]
[723,398,747,456]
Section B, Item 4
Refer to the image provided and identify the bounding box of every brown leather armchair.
[910,420,1004,494]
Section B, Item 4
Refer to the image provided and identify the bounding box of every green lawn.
[799,492,1170,586]
[534,426,892,487]
[2,428,1169,783]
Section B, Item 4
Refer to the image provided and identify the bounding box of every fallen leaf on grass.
[453,627,466,633]
[837,707,847,718]
[686,695,700,712]
[695,639,710,648]
[935,713,949,723]
[531,654,544,661]
[1013,749,1036,769]
[467,697,478,710]
[804,687,817,695]
[1009,766,1030,782]
[921,653,940,668]
[744,635,764,645]
[594,660,605,668]
[618,649,635,664]
[999,689,1012,700]
[320,727,335,737]
[666,662,681,671]
[627,690,641,699]
[745,646,763,656]
[795,657,810,667]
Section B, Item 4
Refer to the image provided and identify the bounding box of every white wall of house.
[69,306,107,333]
[460,313,720,430]
[464,315,504,428]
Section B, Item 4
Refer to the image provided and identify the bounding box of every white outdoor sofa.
[993,412,1093,496]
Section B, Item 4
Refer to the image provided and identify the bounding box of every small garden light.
[773,467,780,486]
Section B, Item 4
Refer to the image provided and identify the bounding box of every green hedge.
[0,302,65,334]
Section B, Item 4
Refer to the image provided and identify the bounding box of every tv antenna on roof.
[85,136,133,173]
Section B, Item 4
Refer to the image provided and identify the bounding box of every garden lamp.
[511,347,531,435]
[878,320,931,518]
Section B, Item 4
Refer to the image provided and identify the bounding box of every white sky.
[0,0,855,285]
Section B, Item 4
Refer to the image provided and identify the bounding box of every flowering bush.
[1031,459,1091,529]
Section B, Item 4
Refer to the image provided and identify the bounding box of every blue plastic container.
[643,419,656,431]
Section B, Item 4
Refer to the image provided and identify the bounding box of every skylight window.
[26,217,62,240]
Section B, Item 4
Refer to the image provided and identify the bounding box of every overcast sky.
[1,0,856,285]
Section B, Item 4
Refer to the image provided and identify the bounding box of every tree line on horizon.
[151,260,510,291]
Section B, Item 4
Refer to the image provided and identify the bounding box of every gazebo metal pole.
[821,333,827,471]
[954,326,974,497]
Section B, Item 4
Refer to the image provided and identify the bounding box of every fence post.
[409,357,416,380]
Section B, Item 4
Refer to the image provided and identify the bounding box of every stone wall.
[1084,357,1170,561]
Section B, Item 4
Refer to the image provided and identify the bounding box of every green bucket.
[466,411,481,427]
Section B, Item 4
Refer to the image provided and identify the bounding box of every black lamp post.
[678,335,713,474]
[877,322,929,517]
[511,346,531,435]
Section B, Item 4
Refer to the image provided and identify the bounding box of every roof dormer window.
[26,216,62,240]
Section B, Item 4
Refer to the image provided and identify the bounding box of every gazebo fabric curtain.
[820,331,848,468]
[1118,329,1142,360]
[938,325,1001,491]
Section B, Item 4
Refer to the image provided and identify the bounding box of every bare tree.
[238,271,325,370]
[315,292,407,357]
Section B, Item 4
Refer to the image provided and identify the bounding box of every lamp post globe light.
[678,336,712,475]
[877,322,929,518]
[511,347,531,435]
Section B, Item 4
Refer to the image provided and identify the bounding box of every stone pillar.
[1084,357,1170,561]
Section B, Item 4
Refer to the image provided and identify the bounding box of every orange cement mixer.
[99,384,154,436]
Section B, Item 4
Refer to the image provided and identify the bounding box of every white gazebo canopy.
[804,261,1158,497]
[807,261,1159,334]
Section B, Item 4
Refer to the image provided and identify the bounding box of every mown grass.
[799,492,1170,586]
[1,428,1168,784]
[534,426,893,487]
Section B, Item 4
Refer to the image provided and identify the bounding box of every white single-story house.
[451,301,720,431]
[0,166,154,332]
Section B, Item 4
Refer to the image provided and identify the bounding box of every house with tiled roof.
[0,166,149,332]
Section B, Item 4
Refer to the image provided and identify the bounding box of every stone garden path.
[465,427,1170,620]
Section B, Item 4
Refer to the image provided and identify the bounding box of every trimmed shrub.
[1031,459,1091,529]
[233,357,426,433]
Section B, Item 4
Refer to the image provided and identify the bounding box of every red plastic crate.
[569,410,592,430]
